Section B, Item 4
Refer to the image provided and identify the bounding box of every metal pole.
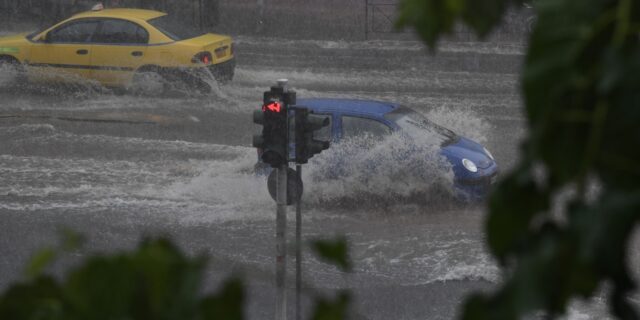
[193,0,196,25]
[3,0,8,30]
[275,165,288,320]
[364,0,368,40]
[199,0,203,30]
[295,164,302,320]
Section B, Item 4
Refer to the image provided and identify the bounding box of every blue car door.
[328,113,395,178]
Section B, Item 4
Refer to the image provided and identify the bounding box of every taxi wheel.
[130,67,167,96]
[0,57,26,87]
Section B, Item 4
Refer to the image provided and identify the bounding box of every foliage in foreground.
[0,235,351,320]
[398,0,640,318]
[0,238,244,320]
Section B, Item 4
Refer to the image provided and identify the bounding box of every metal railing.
[364,0,530,41]
[0,0,530,41]
[365,0,410,39]
[0,0,219,30]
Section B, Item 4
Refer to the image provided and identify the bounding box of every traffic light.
[294,107,330,164]
[252,86,296,168]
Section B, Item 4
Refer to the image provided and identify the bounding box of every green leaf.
[0,276,64,320]
[63,255,137,319]
[131,238,207,320]
[311,291,350,320]
[398,0,640,318]
[396,0,523,47]
[25,248,57,279]
[59,228,85,252]
[200,277,245,320]
[311,238,351,272]
[3,236,246,320]
[486,166,549,261]
[396,0,464,47]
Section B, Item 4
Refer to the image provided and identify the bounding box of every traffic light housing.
[294,107,330,164]
[252,86,296,168]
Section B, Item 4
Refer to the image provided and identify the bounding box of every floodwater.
[0,34,626,319]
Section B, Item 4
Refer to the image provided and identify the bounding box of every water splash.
[0,62,234,100]
[303,132,455,204]
[426,105,491,144]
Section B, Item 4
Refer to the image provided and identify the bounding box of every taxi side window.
[342,116,392,139]
[48,20,99,43]
[93,19,149,44]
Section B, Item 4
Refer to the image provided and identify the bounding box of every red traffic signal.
[252,86,296,168]
[263,101,283,113]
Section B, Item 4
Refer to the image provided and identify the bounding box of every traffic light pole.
[275,165,288,320]
[253,80,328,320]
[295,164,302,320]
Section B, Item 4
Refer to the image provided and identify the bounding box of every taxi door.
[89,19,149,86]
[27,19,99,83]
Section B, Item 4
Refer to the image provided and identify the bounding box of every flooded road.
[0,36,615,319]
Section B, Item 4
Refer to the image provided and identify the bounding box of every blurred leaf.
[1,237,247,320]
[130,238,207,320]
[398,0,640,318]
[311,291,350,320]
[396,0,525,47]
[59,228,85,252]
[63,255,137,319]
[396,0,464,47]
[200,277,245,320]
[311,238,351,272]
[486,166,549,262]
[24,248,57,280]
[0,276,64,320]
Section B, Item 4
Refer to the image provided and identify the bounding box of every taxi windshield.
[148,15,204,41]
[384,106,458,146]
[28,25,54,40]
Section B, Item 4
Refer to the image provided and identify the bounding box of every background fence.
[0,0,532,41]
[0,0,217,30]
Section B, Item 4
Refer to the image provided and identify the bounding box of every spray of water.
[0,63,234,100]
[0,63,25,89]
[425,105,491,144]
[161,148,274,224]
[235,36,526,55]
[303,132,455,205]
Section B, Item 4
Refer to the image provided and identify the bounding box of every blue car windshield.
[384,107,458,146]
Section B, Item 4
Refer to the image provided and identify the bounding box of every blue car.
[256,98,499,201]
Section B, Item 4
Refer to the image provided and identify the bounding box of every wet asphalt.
[0,36,618,319]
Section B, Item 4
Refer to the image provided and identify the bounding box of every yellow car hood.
[0,33,30,55]
[0,33,31,45]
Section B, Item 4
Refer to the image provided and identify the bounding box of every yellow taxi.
[0,7,235,91]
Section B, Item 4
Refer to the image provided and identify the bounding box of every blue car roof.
[296,98,399,117]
